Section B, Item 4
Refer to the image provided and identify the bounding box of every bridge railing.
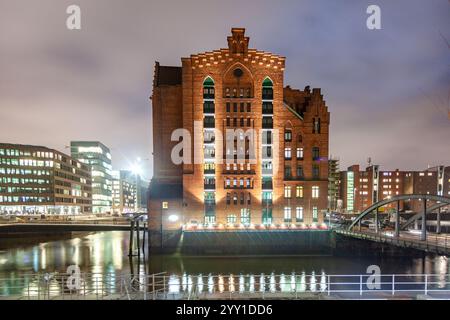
[1,272,450,300]
[335,229,450,253]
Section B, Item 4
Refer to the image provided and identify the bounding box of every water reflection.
[157,272,330,294]
[0,231,449,296]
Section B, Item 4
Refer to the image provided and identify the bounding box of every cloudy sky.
[0,0,449,179]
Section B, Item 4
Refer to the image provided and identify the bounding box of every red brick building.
[149,28,330,230]
[339,165,450,213]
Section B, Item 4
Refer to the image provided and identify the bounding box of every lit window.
[284,207,292,221]
[296,207,304,222]
[296,147,303,159]
[284,147,291,159]
[284,130,292,142]
[240,208,251,225]
[227,214,237,224]
[296,186,304,198]
[312,207,318,222]
[312,186,319,198]
[284,186,292,198]
[162,202,168,209]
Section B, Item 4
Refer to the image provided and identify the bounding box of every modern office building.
[339,165,450,213]
[112,170,136,215]
[0,143,92,215]
[70,141,112,214]
[149,28,330,230]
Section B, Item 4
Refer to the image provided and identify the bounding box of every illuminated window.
[162,202,168,209]
[312,207,318,222]
[227,214,237,224]
[240,208,251,225]
[284,147,291,159]
[312,186,319,198]
[296,186,304,198]
[296,147,303,159]
[284,130,292,142]
[205,216,216,224]
[284,186,292,198]
[296,207,304,222]
[284,207,292,221]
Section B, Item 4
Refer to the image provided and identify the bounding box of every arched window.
[262,77,273,100]
[203,77,215,99]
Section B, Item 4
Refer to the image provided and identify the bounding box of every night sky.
[0,0,449,179]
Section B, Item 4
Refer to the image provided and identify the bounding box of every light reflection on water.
[166,272,331,294]
[0,231,449,295]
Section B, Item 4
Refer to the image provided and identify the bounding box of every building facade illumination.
[0,143,92,215]
[148,28,330,229]
[70,141,112,214]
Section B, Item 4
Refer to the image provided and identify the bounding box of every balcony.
[204,169,215,175]
[262,168,272,175]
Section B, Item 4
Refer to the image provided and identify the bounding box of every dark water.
[0,231,449,296]
[0,231,448,275]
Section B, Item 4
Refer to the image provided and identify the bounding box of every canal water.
[0,231,449,296]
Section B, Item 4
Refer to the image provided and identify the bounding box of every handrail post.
[152,274,155,300]
[163,275,166,299]
[327,275,330,296]
[143,276,147,300]
[424,274,428,295]
[392,274,395,295]
[360,275,363,296]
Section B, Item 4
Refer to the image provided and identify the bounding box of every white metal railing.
[1,272,450,300]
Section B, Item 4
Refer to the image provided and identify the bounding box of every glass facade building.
[112,170,136,215]
[0,143,92,215]
[70,141,112,214]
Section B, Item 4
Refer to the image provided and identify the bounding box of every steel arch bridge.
[348,194,450,239]
[401,202,448,231]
